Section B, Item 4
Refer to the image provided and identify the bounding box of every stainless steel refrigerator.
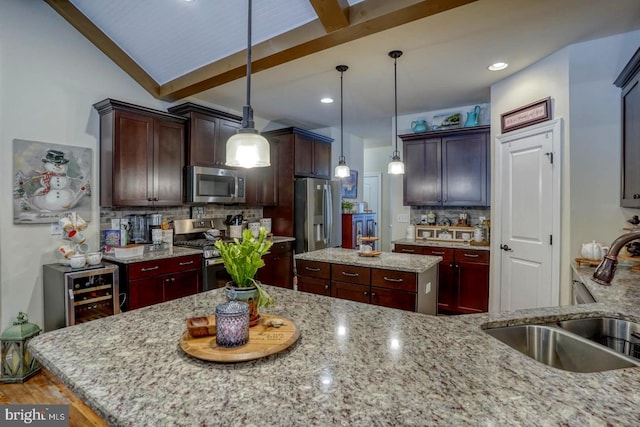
[294,178,341,253]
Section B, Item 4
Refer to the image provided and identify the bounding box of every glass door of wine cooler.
[43,263,120,331]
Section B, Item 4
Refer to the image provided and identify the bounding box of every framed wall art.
[13,139,92,224]
[501,97,552,133]
[341,170,358,199]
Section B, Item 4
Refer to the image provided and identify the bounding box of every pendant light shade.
[388,50,404,175]
[334,65,350,178]
[226,0,270,168]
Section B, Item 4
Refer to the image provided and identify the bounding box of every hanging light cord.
[340,67,344,160]
[393,54,399,158]
[336,65,348,163]
[243,0,254,129]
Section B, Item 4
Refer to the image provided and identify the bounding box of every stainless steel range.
[173,218,230,291]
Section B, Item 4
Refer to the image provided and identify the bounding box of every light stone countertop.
[102,236,295,264]
[294,247,441,272]
[393,238,491,251]
[102,245,202,264]
[29,274,640,426]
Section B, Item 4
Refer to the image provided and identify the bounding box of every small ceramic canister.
[70,254,86,269]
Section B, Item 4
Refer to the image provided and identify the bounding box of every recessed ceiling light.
[321,97,334,104]
[488,62,508,71]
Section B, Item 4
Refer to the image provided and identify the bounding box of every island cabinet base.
[394,244,489,314]
[296,257,437,314]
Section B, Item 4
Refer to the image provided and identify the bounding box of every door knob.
[500,244,513,252]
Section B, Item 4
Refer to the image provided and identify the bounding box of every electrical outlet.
[425,282,431,294]
[397,214,409,223]
[50,223,63,235]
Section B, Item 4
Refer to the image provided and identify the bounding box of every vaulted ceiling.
[46,0,640,147]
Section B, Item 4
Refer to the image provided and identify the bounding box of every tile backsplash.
[100,205,263,240]
[410,207,490,227]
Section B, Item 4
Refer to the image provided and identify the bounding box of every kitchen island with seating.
[28,270,640,426]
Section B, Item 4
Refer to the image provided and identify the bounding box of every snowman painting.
[13,140,92,224]
[32,149,89,211]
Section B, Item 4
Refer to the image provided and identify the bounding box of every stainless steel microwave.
[185,166,245,204]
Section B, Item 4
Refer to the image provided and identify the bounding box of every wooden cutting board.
[179,313,300,363]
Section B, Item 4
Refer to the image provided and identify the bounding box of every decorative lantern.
[1,312,41,383]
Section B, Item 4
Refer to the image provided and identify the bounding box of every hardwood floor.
[0,368,108,427]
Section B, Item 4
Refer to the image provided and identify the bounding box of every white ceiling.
[62,0,640,148]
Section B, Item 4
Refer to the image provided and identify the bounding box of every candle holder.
[215,301,249,348]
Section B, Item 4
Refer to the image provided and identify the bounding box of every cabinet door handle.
[462,254,479,258]
[431,251,446,255]
[342,272,359,277]
[401,249,415,253]
[363,291,368,296]
[371,292,376,297]
[141,266,159,272]
[305,267,321,272]
[179,261,194,266]
[324,284,330,289]
[383,276,403,283]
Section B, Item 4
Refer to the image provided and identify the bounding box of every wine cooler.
[43,263,120,331]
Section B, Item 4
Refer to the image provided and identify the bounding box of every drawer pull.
[401,249,415,253]
[431,251,446,255]
[305,267,321,272]
[383,276,403,283]
[141,266,159,272]
[179,261,194,266]
[342,272,359,277]
[462,254,479,258]
[324,284,330,289]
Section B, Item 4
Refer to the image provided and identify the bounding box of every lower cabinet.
[297,260,418,311]
[394,244,489,314]
[108,254,202,311]
[296,259,331,296]
[257,241,294,288]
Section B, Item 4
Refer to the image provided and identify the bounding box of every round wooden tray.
[179,313,300,363]
[357,250,382,257]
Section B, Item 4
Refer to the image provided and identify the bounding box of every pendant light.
[388,50,405,175]
[226,0,270,168]
[334,65,350,178]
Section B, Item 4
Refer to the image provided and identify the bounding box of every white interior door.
[363,173,381,216]
[496,120,561,311]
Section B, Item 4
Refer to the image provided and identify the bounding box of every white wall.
[490,29,640,308]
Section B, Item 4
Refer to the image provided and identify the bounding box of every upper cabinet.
[263,128,334,179]
[94,99,186,207]
[261,127,333,236]
[167,103,242,168]
[615,48,640,208]
[244,137,279,207]
[400,126,490,207]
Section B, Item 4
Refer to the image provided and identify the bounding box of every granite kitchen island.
[28,274,640,426]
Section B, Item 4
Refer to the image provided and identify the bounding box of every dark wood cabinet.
[400,126,489,207]
[94,99,186,207]
[393,244,488,314]
[615,48,640,207]
[296,257,424,312]
[293,132,332,179]
[257,240,293,288]
[167,102,242,168]
[262,128,333,237]
[245,137,279,207]
[342,213,376,249]
[107,254,201,311]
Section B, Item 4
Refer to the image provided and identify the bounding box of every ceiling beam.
[44,0,160,97]
[46,0,477,102]
[159,0,477,101]
[308,0,350,33]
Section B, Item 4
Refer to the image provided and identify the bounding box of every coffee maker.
[146,214,163,243]
[125,214,147,244]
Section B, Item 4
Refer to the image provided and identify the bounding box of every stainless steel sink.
[485,324,640,372]
[557,317,640,360]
